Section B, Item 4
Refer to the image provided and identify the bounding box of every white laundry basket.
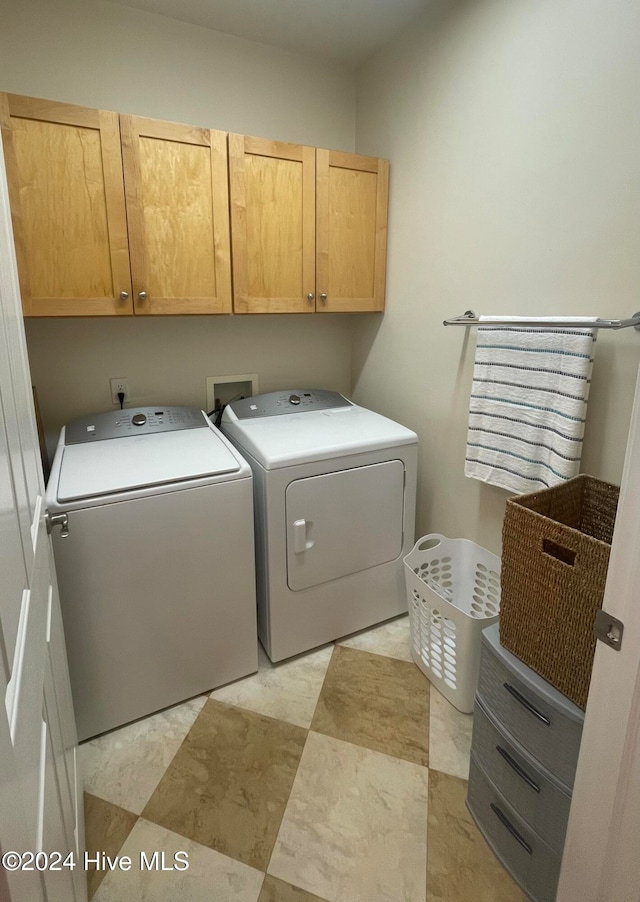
[404,534,501,714]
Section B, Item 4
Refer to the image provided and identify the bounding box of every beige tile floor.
[81,615,526,902]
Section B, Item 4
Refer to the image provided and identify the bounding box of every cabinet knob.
[320,293,327,302]
[119,291,129,301]
[307,293,315,301]
[138,291,148,301]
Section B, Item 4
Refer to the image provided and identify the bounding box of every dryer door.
[286,460,404,591]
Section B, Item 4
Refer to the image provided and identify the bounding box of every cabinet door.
[121,115,232,315]
[229,134,316,313]
[0,93,132,317]
[316,149,389,313]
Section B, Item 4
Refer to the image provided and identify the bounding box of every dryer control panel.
[65,406,206,444]
[229,390,352,419]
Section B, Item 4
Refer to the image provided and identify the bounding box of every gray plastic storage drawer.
[467,757,562,902]
[477,625,584,788]
[472,699,572,853]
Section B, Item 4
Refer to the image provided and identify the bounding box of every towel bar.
[443,310,640,331]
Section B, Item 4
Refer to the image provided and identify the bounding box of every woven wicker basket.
[499,475,619,709]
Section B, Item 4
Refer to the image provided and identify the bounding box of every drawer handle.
[496,745,541,793]
[490,803,533,855]
[503,683,551,725]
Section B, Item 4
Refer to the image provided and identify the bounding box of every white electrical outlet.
[110,377,130,405]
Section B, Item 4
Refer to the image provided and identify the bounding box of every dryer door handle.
[292,518,314,554]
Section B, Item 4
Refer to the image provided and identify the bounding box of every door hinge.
[594,609,624,651]
[45,510,70,538]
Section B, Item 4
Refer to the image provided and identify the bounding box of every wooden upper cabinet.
[1,92,389,318]
[316,150,389,313]
[229,134,316,314]
[229,135,389,314]
[120,115,232,315]
[0,93,133,316]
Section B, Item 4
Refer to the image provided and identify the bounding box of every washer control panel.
[65,406,206,444]
[229,390,352,419]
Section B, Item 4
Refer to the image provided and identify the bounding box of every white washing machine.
[46,406,257,740]
[221,390,418,662]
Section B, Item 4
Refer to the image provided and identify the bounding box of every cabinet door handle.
[490,803,533,855]
[503,683,551,725]
[495,745,540,793]
[320,292,327,302]
[119,291,129,301]
[138,291,148,301]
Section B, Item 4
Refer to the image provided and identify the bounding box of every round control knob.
[132,413,147,426]
[289,394,301,405]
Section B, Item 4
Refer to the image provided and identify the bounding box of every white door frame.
[557,363,640,902]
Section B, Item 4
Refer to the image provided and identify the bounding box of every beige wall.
[3,0,639,553]
[0,0,355,143]
[0,0,356,450]
[25,315,352,448]
[353,0,640,553]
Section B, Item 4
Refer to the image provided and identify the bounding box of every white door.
[0,129,85,900]
[557,362,640,902]
[285,460,405,591]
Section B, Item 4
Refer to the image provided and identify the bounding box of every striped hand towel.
[464,316,597,493]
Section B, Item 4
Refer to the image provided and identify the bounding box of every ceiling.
[106,0,427,66]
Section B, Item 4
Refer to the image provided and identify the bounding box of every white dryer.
[46,406,257,740]
[221,390,418,662]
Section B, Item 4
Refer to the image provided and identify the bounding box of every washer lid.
[56,427,241,502]
[222,404,417,469]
